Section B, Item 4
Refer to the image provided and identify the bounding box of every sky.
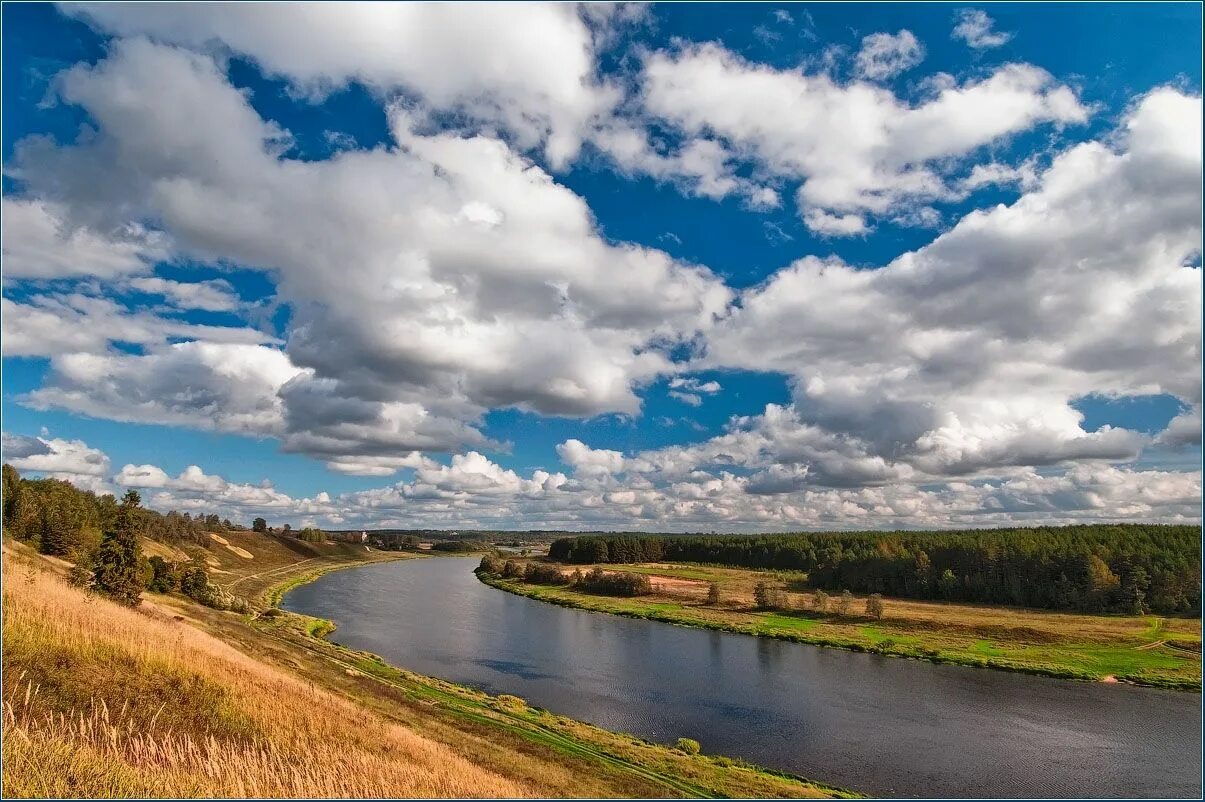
[1,2,1201,532]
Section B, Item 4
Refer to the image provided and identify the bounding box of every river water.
[282,557,1202,798]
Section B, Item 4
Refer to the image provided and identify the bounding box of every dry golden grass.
[1,554,531,798]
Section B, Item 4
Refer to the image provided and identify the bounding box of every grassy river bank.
[1,538,855,798]
[477,560,1201,691]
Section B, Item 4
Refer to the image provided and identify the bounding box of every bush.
[866,593,885,620]
[523,562,567,585]
[476,554,504,575]
[753,581,789,610]
[837,589,854,616]
[501,560,524,578]
[707,581,721,605]
[675,737,701,755]
[813,590,830,613]
[577,566,652,597]
[147,555,180,593]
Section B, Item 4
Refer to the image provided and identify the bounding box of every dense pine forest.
[549,525,1203,615]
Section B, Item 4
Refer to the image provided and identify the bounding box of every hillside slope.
[1,543,530,798]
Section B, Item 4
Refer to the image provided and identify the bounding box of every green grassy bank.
[477,570,1201,691]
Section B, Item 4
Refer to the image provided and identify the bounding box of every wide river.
[283,557,1202,798]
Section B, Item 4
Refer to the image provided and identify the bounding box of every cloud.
[952,9,1012,50]
[25,342,305,436]
[1157,406,1202,447]
[2,432,52,459]
[695,88,1201,485]
[25,433,1200,531]
[1,197,169,279]
[10,38,730,469]
[557,438,625,476]
[65,3,630,169]
[855,30,924,81]
[0,294,274,358]
[2,432,112,492]
[126,276,240,312]
[637,43,1087,233]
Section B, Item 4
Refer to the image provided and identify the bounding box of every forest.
[2,464,254,611]
[548,525,1202,615]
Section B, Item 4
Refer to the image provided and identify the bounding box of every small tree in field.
[93,490,145,606]
[866,593,885,620]
[707,581,721,605]
[252,517,267,533]
[813,590,829,613]
[837,589,853,616]
[753,581,772,610]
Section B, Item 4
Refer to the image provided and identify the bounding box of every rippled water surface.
[283,557,1202,798]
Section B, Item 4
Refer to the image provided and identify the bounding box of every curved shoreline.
[476,571,1201,692]
[267,556,859,799]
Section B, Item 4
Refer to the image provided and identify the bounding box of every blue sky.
[2,3,1200,530]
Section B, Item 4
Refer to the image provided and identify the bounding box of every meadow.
[479,559,1202,690]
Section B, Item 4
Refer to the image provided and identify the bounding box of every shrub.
[813,590,830,613]
[476,555,504,575]
[675,737,701,755]
[753,582,771,609]
[523,562,568,585]
[501,560,524,578]
[866,593,885,620]
[753,581,789,610]
[147,555,180,593]
[707,581,721,605]
[837,589,854,616]
[577,567,652,597]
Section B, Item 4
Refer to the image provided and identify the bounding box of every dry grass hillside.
[0,547,531,798]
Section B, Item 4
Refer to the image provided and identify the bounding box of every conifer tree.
[93,490,145,606]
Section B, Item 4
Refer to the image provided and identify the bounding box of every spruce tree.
[93,490,145,606]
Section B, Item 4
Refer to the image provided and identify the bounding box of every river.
[282,556,1202,798]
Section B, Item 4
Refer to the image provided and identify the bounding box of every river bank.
[476,562,1201,691]
[2,536,853,798]
[256,556,856,798]
[285,555,1203,798]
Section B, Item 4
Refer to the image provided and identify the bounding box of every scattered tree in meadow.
[252,517,268,533]
[837,589,853,616]
[707,581,721,605]
[92,491,145,606]
[813,590,830,613]
[866,593,884,620]
[753,582,772,610]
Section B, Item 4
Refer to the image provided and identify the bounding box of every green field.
[479,562,1202,691]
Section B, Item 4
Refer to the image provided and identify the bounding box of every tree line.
[3,464,244,610]
[547,524,1202,615]
[477,555,653,596]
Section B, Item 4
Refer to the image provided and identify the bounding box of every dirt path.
[222,557,319,591]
